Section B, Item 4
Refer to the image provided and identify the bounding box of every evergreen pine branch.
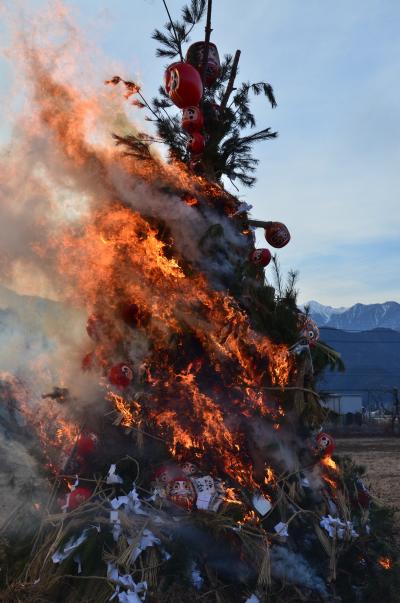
[248,82,277,108]
[181,0,207,24]
[152,29,180,58]
[239,127,278,144]
[113,133,153,161]
[153,0,207,60]
[162,1,184,61]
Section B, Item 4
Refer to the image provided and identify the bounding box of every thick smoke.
[0,3,256,517]
[271,545,328,597]
[0,4,245,388]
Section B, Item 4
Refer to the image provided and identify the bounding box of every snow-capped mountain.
[305,300,400,332]
[302,301,347,325]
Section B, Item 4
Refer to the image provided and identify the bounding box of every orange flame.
[2,45,294,491]
[378,556,393,570]
[321,456,338,472]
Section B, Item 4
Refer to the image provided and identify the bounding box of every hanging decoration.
[249,248,272,267]
[298,314,320,346]
[182,106,204,133]
[186,41,221,86]
[187,131,206,154]
[164,62,203,108]
[316,432,335,457]
[264,221,291,248]
[108,363,134,388]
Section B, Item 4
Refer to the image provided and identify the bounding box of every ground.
[336,437,400,537]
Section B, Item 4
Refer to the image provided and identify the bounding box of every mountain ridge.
[304,300,400,332]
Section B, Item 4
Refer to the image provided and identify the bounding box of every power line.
[321,326,400,333]
[321,340,400,343]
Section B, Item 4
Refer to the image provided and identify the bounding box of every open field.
[336,437,400,536]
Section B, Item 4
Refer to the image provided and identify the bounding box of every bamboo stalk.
[248,219,272,229]
[220,49,241,108]
[201,0,213,85]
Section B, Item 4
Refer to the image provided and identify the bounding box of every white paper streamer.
[107,563,147,602]
[107,464,124,485]
[130,529,161,563]
[61,476,80,512]
[274,522,289,537]
[232,201,253,216]
[52,526,98,564]
[191,561,204,589]
[320,515,358,539]
[252,494,272,516]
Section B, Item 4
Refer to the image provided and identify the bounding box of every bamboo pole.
[220,49,241,108]
[201,0,213,85]
[248,219,272,229]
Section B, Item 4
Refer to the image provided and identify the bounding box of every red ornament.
[166,476,196,510]
[264,222,291,248]
[108,362,134,388]
[186,42,221,86]
[316,432,335,457]
[154,465,176,484]
[164,62,203,109]
[187,132,205,154]
[182,106,204,133]
[67,486,92,510]
[249,248,272,267]
[298,314,320,346]
[76,433,98,457]
[181,462,198,476]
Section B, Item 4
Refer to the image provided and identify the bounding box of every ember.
[321,456,338,472]
[378,556,393,570]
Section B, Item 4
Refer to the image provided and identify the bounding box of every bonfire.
[0,2,398,603]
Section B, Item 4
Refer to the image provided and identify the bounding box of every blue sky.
[1,0,400,306]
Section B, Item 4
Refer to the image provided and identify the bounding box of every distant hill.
[305,300,400,332]
[318,327,400,406]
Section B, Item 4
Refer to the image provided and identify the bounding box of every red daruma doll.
[64,486,92,510]
[316,432,335,457]
[264,222,290,248]
[166,476,197,510]
[187,132,205,154]
[108,363,134,388]
[181,106,204,133]
[164,62,203,109]
[249,248,272,267]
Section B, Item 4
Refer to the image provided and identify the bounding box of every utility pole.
[391,387,400,434]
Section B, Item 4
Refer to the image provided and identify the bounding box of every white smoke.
[271,545,328,597]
